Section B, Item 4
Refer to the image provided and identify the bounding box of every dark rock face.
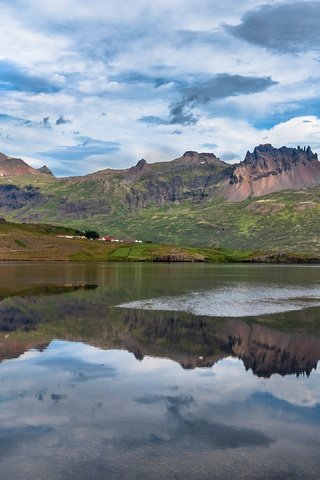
[119,152,232,210]
[243,144,317,176]
[58,198,113,219]
[244,253,320,264]
[0,185,46,211]
[127,159,149,179]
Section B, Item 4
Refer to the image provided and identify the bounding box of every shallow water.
[119,284,320,317]
[0,262,319,479]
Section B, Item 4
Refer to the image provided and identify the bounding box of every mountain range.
[0,144,320,251]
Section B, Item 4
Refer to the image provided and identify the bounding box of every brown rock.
[224,144,320,200]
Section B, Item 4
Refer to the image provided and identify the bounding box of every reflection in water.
[0,341,319,480]
[0,297,320,378]
[118,285,320,317]
[0,263,319,479]
[0,283,97,303]
[120,309,320,378]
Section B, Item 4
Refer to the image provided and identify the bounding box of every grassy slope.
[36,187,320,253]
[0,220,260,262]
[1,173,320,252]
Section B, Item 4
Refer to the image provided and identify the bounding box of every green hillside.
[0,219,261,262]
[2,183,319,253]
[0,149,319,253]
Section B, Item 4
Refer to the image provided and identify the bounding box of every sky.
[0,0,319,176]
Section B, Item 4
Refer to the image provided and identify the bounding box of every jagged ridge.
[226,144,320,200]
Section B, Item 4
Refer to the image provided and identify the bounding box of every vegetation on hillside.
[0,220,319,262]
[0,171,320,253]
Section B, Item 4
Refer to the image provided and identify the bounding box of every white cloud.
[0,0,318,174]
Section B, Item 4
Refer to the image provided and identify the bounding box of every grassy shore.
[0,220,319,263]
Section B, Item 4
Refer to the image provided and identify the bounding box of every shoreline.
[0,255,319,264]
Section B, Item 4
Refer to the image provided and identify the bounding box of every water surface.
[0,262,319,479]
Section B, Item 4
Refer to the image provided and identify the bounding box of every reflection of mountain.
[0,342,49,362]
[120,310,320,378]
[0,289,319,378]
[0,284,98,303]
[224,319,320,377]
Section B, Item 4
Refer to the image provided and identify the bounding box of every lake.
[0,262,319,479]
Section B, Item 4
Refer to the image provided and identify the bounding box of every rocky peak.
[129,158,148,172]
[135,158,148,170]
[182,151,218,159]
[183,151,198,158]
[226,144,320,201]
[243,144,318,167]
[37,165,54,176]
[127,158,149,179]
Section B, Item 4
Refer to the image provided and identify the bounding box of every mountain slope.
[0,145,320,251]
[0,152,52,178]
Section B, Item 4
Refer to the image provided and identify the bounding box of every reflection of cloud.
[136,394,194,416]
[0,340,319,478]
[0,425,54,461]
[136,392,272,449]
[175,417,273,449]
[37,356,117,382]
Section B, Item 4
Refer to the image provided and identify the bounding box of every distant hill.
[0,152,53,178]
[0,145,319,251]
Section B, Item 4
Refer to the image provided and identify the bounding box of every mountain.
[0,152,51,178]
[0,145,320,251]
[76,150,231,207]
[225,144,320,201]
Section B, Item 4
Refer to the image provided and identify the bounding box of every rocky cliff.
[225,144,320,200]
[84,150,231,209]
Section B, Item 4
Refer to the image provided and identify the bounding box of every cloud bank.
[0,0,318,175]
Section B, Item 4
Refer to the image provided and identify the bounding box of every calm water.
[0,262,319,479]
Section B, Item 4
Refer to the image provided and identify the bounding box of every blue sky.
[0,0,319,176]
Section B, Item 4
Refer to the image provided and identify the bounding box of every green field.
[0,220,319,263]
